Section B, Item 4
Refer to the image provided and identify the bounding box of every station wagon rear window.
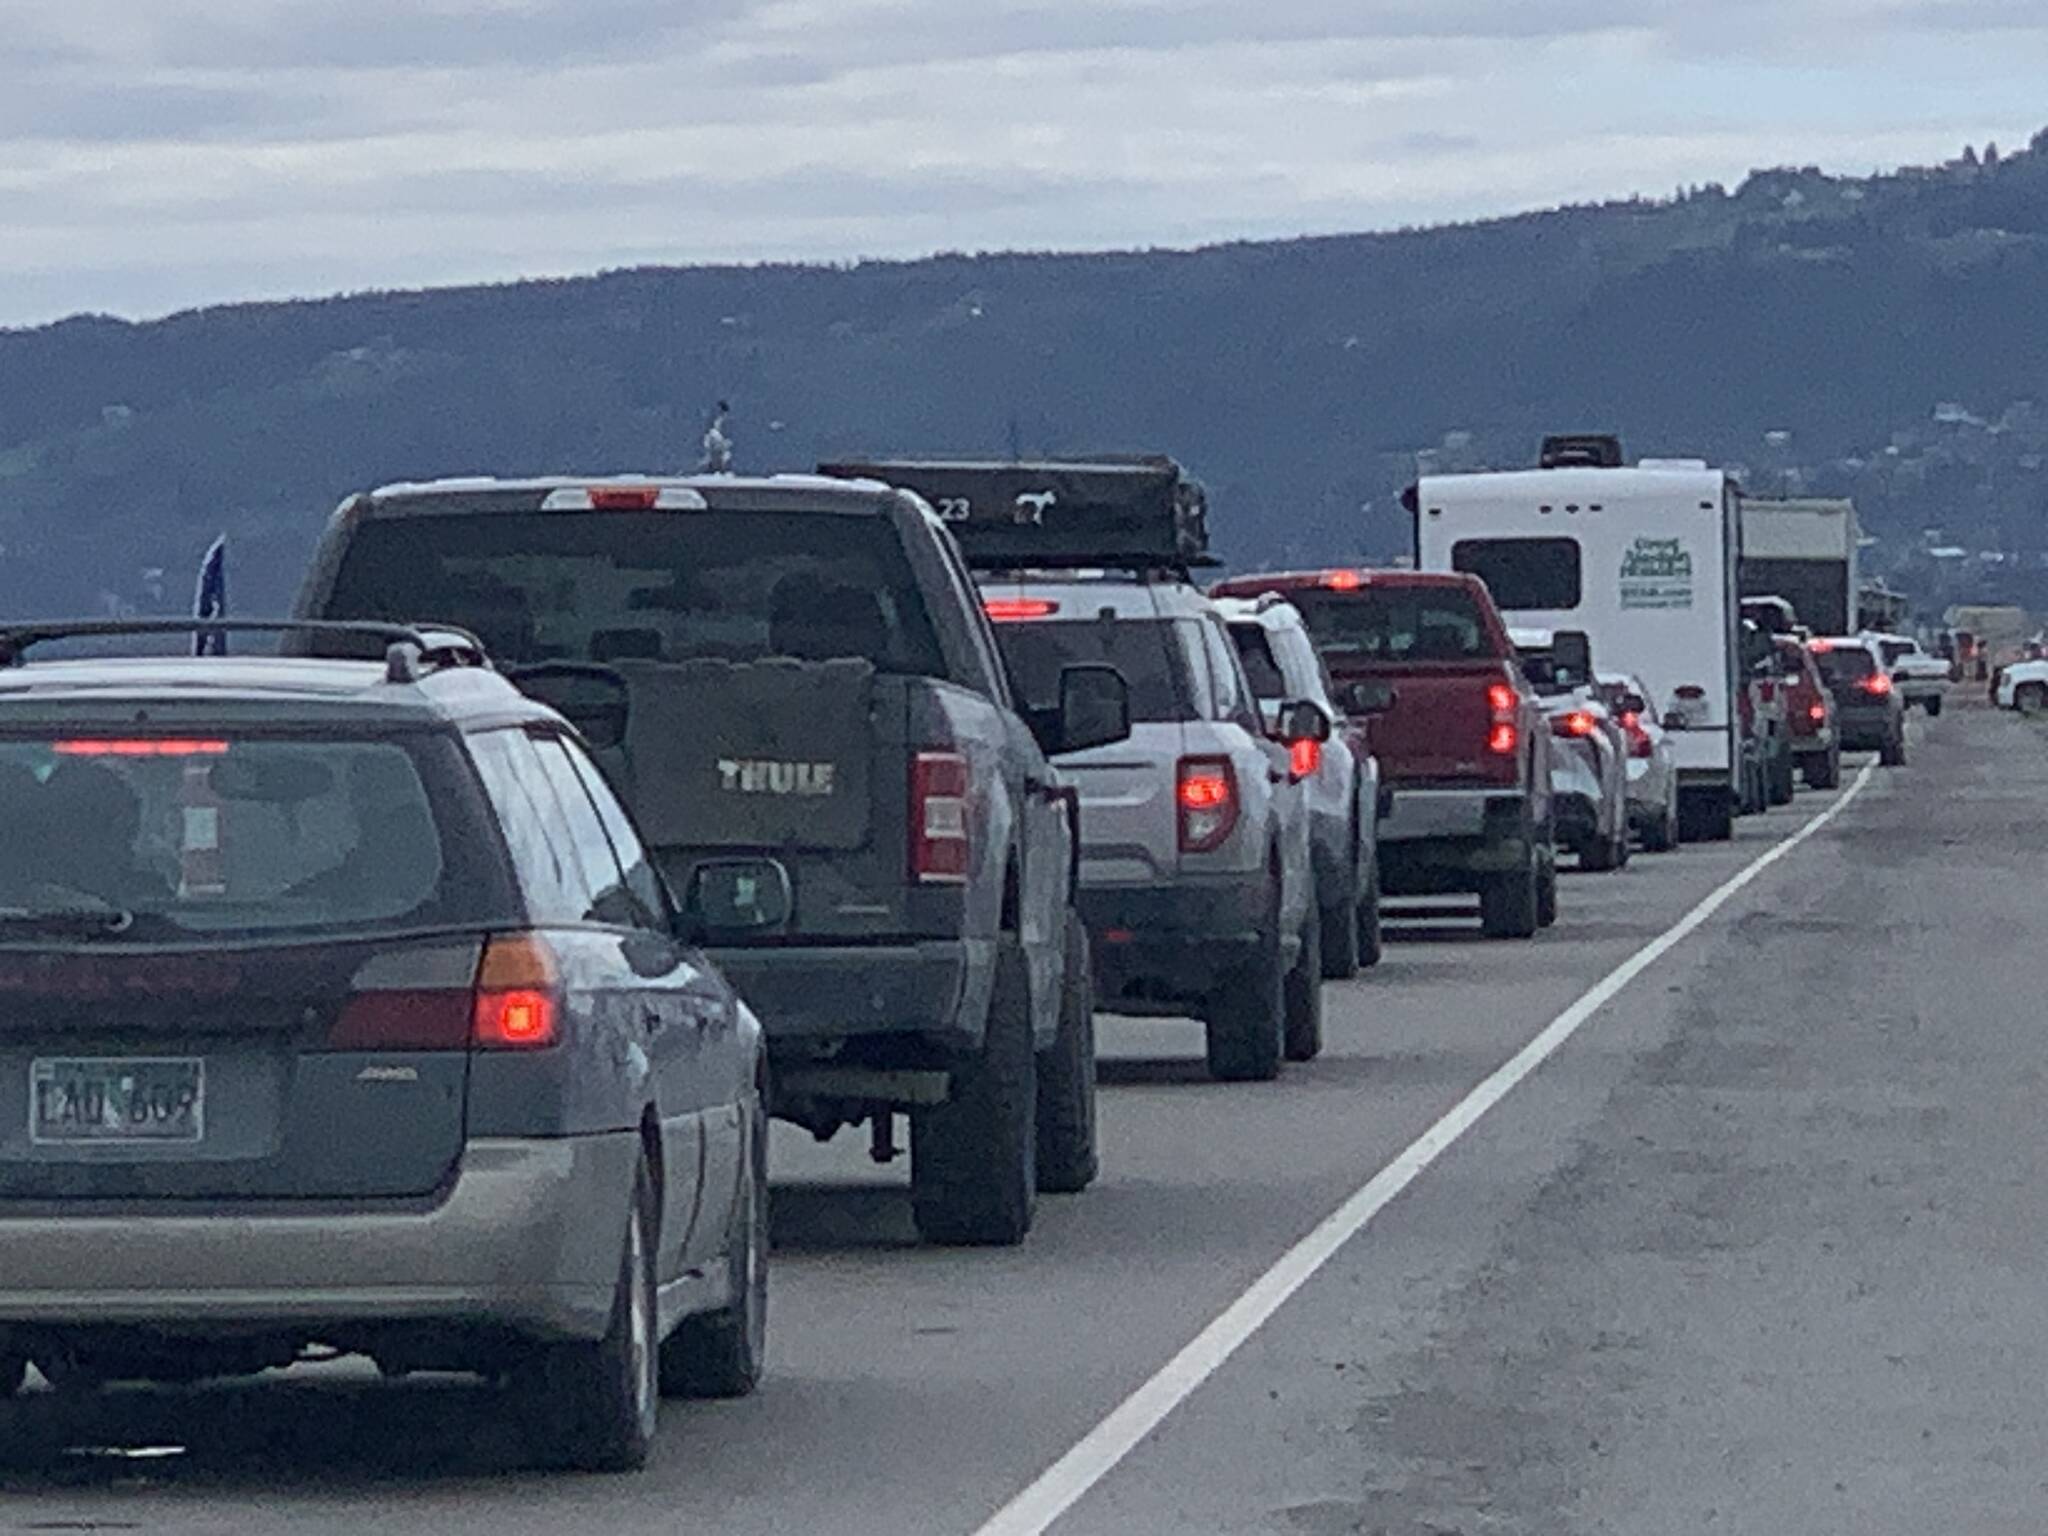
[320,511,946,676]
[0,736,499,942]
[1287,588,1492,663]
[1450,538,1582,611]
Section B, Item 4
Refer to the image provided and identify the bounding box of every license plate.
[30,1058,204,1146]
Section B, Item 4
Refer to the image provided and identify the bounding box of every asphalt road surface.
[6,701,2040,1535]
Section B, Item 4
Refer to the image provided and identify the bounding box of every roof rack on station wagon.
[0,619,490,683]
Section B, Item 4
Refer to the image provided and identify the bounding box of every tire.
[1679,788,1734,843]
[1204,879,1285,1083]
[911,938,1037,1246]
[1642,796,1678,853]
[1768,749,1796,807]
[2020,683,2048,716]
[1356,852,1385,969]
[1535,846,1559,928]
[1579,824,1619,872]
[1479,854,1539,939]
[1803,748,1841,791]
[523,1158,660,1473]
[1925,694,1944,718]
[1319,890,1361,981]
[1283,903,1324,1064]
[661,1081,769,1400]
[1034,912,1100,1195]
[1880,732,1907,768]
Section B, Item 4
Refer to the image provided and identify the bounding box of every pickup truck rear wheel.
[1035,912,1100,1195]
[1880,731,1907,768]
[1768,749,1797,806]
[1284,903,1324,1063]
[1204,883,1285,1083]
[1925,694,1944,718]
[912,938,1037,1246]
[1804,747,1841,791]
[1479,855,1540,939]
[1535,845,1560,928]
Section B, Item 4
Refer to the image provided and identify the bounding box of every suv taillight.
[1177,756,1239,853]
[1861,672,1894,697]
[1619,712,1655,759]
[910,750,971,883]
[1487,682,1519,756]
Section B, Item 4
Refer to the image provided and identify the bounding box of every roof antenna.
[700,399,734,473]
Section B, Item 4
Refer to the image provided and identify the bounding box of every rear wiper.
[0,904,140,938]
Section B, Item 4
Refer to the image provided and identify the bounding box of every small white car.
[1595,669,1681,852]
[1864,632,1949,716]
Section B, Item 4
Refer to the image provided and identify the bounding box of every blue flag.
[193,535,228,656]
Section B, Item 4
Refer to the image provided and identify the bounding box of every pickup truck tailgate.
[1344,665,1499,783]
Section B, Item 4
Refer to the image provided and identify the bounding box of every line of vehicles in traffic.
[0,435,1934,1470]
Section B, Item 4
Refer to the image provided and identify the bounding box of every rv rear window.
[1451,538,1582,612]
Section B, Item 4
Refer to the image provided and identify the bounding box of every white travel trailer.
[1414,436,1744,841]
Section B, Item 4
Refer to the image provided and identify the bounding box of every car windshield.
[0,736,495,941]
[318,511,946,675]
[1287,588,1492,662]
[994,616,1195,723]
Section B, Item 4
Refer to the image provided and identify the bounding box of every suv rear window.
[1451,538,1582,611]
[319,511,946,675]
[0,735,500,941]
[1288,588,1493,663]
[995,619,1195,724]
[1814,646,1877,686]
[1227,623,1288,700]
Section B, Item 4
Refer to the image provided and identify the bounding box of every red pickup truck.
[1210,569,1555,939]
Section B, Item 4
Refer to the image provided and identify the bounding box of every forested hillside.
[4,130,2047,617]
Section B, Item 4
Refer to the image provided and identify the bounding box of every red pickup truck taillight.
[910,750,971,883]
[1487,683,1519,756]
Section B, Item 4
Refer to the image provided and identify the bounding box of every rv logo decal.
[1619,536,1695,611]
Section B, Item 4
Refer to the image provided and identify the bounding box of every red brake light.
[471,935,561,1050]
[1323,570,1364,591]
[1808,702,1827,723]
[1807,638,1835,654]
[1862,672,1894,697]
[1619,711,1655,759]
[586,486,661,511]
[1289,738,1321,778]
[54,739,229,757]
[1486,682,1519,756]
[910,751,971,883]
[984,598,1059,622]
[1558,710,1599,738]
[1177,756,1238,853]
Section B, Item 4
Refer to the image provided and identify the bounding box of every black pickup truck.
[294,474,1130,1245]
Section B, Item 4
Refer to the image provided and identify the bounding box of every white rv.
[1415,437,1744,841]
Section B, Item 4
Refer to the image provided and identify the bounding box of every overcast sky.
[0,0,2043,329]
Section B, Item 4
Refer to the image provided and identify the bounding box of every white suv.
[1214,594,1384,979]
[983,574,1325,1076]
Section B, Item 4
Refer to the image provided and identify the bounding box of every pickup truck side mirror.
[1275,699,1333,746]
[1037,664,1131,757]
[1337,679,1399,717]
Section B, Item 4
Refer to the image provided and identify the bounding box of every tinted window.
[1452,538,1582,611]
[1814,646,1877,688]
[995,619,1195,724]
[468,729,608,926]
[321,511,945,676]
[560,738,669,928]
[1876,639,1913,665]
[1228,622,1288,700]
[1201,617,1260,731]
[1288,588,1492,663]
[0,735,497,939]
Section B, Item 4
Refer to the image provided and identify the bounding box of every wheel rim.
[627,1205,657,1433]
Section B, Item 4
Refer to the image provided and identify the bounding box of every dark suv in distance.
[0,621,768,1473]
[297,476,1126,1248]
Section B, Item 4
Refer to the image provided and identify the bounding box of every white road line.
[971,763,1878,1536]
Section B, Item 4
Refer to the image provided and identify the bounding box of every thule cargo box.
[820,456,1212,572]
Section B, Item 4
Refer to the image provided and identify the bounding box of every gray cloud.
[0,0,2043,325]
